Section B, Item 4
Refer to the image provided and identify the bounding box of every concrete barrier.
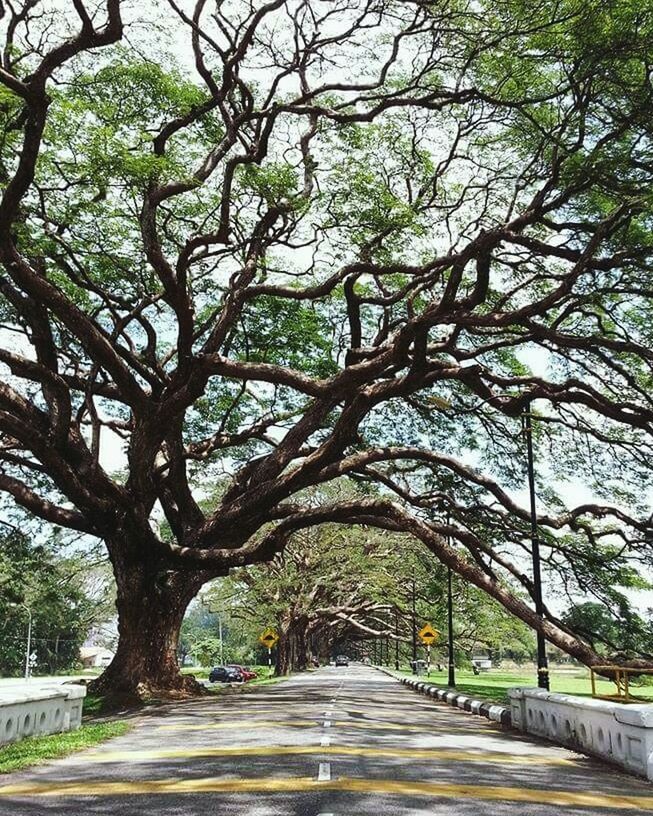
[374,667,512,726]
[0,684,86,745]
[508,687,653,782]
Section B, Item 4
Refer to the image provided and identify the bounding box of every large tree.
[213,522,537,675]
[1,0,653,699]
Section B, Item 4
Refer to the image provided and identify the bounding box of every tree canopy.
[206,522,537,674]
[1,0,653,695]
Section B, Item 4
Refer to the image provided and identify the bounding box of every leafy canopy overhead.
[0,0,653,673]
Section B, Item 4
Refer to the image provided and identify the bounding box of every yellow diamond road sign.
[258,628,279,648]
[418,623,440,645]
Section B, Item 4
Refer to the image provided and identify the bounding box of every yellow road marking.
[80,743,572,766]
[0,775,650,809]
[158,717,492,735]
[340,719,493,734]
[158,719,317,732]
[332,778,653,810]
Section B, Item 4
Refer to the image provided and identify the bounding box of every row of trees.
[200,520,652,676]
[0,0,652,699]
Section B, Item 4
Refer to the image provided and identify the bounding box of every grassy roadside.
[0,722,131,774]
[392,668,653,706]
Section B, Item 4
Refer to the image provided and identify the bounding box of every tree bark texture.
[276,615,310,675]
[89,550,205,702]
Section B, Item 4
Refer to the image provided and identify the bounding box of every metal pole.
[447,566,456,687]
[268,647,272,678]
[25,607,32,681]
[218,615,224,665]
[394,610,400,670]
[523,401,550,690]
[446,509,456,687]
[411,575,417,671]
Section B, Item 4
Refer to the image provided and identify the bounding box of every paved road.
[1,665,652,814]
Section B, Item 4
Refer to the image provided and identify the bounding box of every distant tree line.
[0,524,115,676]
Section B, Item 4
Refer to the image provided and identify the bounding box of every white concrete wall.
[509,687,653,781]
[0,684,86,745]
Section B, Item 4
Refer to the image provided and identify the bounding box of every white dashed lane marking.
[317,763,331,782]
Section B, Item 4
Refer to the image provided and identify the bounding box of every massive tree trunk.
[276,614,310,675]
[89,549,205,703]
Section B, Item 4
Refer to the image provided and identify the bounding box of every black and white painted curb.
[376,667,512,727]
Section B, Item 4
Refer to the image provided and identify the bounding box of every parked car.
[227,664,257,681]
[335,655,349,667]
[209,665,242,683]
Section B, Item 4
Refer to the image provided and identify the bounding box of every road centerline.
[317,762,331,782]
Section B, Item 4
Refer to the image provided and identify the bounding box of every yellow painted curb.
[0,775,651,809]
[79,743,573,767]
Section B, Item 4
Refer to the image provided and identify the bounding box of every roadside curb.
[375,667,512,727]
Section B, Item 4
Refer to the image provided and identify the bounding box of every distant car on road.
[208,666,243,683]
[335,655,349,667]
[228,664,257,681]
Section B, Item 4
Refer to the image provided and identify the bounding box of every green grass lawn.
[394,667,653,705]
[0,721,131,774]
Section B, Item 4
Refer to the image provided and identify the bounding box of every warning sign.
[418,623,440,645]
[258,627,279,648]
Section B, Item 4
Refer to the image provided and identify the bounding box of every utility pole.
[394,609,400,670]
[447,565,455,687]
[446,510,456,687]
[411,575,417,672]
[9,603,31,680]
[203,597,224,667]
[523,401,550,690]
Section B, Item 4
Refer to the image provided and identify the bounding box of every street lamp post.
[523,401,550,691]
[447,566,456,687]
[394,609,400,670]
[446,511,456,687]
[218,613,224,666]
[201,596,225,667]
[411,575,417,672]
[9,603,32,681]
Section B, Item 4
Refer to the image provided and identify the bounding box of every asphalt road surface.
[1,664,652,815]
